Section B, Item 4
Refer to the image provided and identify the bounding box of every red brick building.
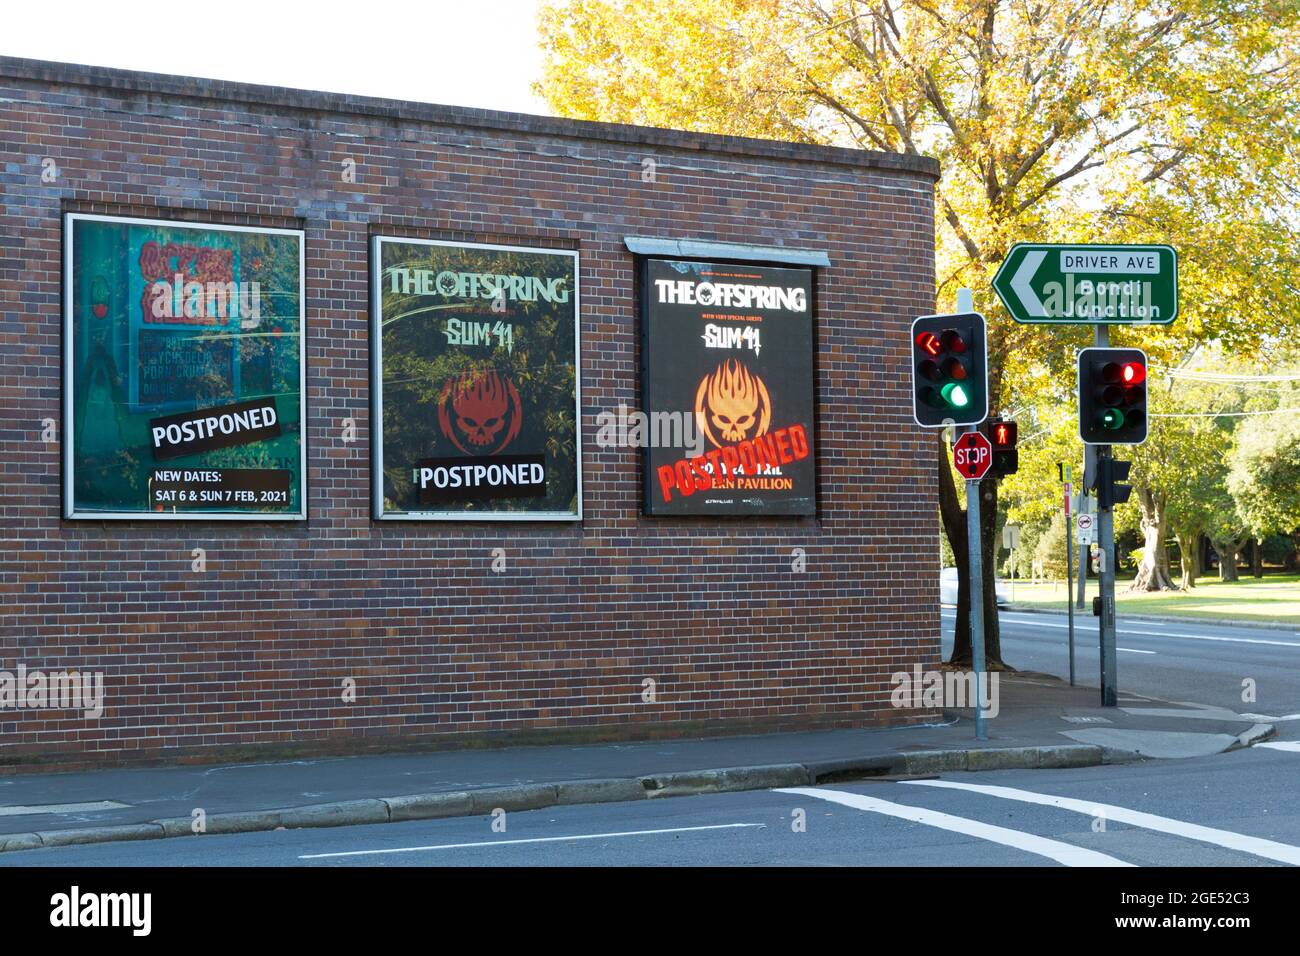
[0,57,940,767]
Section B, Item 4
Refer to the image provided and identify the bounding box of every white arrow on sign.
[1010,249,1047,318]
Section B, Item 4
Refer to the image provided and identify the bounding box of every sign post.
[995,245,1178,708]
[952,288,989,741]
[1064,479,1076,686]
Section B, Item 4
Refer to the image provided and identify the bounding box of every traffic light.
[1096,457,1133,509]
[1078,347,1148,444]
[910,312,988,427]
[983,417,1018,477]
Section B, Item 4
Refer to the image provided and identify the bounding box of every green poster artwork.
[64,214,306,519]
[372,237,581,520]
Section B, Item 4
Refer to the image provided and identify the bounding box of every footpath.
[0,672,1272,854]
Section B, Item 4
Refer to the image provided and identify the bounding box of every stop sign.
[953,431,992,480]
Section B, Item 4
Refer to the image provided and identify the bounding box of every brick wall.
[0,57,941,768]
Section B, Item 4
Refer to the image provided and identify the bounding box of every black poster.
[642,258,816,516]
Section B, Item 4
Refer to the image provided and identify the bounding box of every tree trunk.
[1129,486,1176,591]
[938,432,1005,670]
[1173,529,1198,590]
[1213,535,1248,582]
[1252,538,1263,578]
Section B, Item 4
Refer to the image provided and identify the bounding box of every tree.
[536,0,1300,662]
[1033,511,1070,580]
[1229,405,1300,556]
[1119,367,1236,590]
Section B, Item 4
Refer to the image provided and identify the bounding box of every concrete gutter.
[0,743,1111,855]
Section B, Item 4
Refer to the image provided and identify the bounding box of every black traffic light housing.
[910,312,989,427]
[1096,457,1133,510]
[983,417,1019,478]
[1078,347,1148,445]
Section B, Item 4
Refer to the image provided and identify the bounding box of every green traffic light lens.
[1100,408,1125,430]
[942,382,970,408]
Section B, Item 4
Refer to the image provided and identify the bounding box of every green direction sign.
[992,243,1177,325]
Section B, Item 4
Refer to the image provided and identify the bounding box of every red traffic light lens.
[942,357,968,380]
[995,424,1009,446]
[1122,362,1146,385]
[941,330,967,354]
[915,332,942,356]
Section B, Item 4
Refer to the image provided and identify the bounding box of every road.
[943,608,1300,741]
[1,746,1296,866]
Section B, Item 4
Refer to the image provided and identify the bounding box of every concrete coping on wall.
[0,55,940,181]
[624,236,832,267]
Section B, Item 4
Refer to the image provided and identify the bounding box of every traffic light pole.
[965,424,988,740]
[1095,325,1118,707]
[954,288,988,741]
[1078,445,1094,611]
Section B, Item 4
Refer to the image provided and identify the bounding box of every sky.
[1,0,554,115]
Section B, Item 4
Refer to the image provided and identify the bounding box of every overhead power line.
[1151,406,1300,418]
[1153,367,1300,382]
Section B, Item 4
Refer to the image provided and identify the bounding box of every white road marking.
[1117,648,1155,654]
[0,801,129,817]
[776,787,1131,867]
[998,617,1300,648]
[903,780,1300,866]
[298,823,766,859]
[1240,713,1300,722]
[1257,741,1300,753]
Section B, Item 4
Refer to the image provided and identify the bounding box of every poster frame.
[369,235,583,522]
[62,212,308,521]
[638,255,818,518]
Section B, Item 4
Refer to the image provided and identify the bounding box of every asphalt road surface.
[1,747,1297,867]
[943,608,1300,741]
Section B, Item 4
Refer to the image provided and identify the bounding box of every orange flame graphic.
[694,358,771,448]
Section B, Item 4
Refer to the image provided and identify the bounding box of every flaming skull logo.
[437,367,523,455]
[695,358,772,448]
